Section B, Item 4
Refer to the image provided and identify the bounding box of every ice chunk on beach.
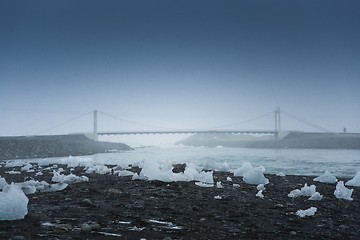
[232,162,253,177]
[296,207,317,218]
[195,182,214,188]
[345,171,360,187]
[256,190,264,199]
[300,183,316,197]
[288,183,319,198]
[334,181,353,201]
[0,184,29,220]
[216,181,223,188]
[139,161,214,183]
[309,192,323,201]
[314,170,337,184]
[0,176,8,190]
[243,168,269,185]
[52,171,89,184]
[116,170,135,177]
[85,165,111,175]
[288,189,302,198]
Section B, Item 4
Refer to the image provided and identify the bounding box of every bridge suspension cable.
[98,111,176,130]
[281,110,332,133]
[32,111,93,136]
[99,111,274,131]
[204,111,274,130]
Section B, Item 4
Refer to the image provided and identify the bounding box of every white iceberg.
[0,184,29,220]
[345,171,360,187]
[313,170,337,184]
[334,181,353,201]
[243,168,269,185]
[296,207,317,218]
[232,162,253,177]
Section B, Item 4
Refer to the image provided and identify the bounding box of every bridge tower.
[93,110,98,141]
[274,107,281,140]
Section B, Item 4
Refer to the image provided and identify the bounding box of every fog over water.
[1,0,360,136]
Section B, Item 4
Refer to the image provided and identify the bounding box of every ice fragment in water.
[296,207,317,218]
[345,171,360,187]
[313,170,337,184]
[0,184,29,220]
[334,181,353,201]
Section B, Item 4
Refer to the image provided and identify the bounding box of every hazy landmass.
[0,134,132,160]
[177,132,360,149]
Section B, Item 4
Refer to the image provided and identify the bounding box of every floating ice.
[314,170,337,184]
[296,207,317,218]
[5,170,21,175]
[52,171,89,184]
[243,168,269,185]
[0,184,29,220]
[232,162,253,177]
[345,171,360,187]
[334,181,353,201]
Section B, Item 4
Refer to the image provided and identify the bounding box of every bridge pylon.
[93,110,98,141]
[274,107,281,140]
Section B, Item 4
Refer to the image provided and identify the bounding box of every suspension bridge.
[25,108,336,141]
[80,108,334,141]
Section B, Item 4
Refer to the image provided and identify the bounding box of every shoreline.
[0,134,132,160]
[1,163,359,239]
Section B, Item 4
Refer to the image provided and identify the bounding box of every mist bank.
[176,132,360,150]
[0,134,132,160]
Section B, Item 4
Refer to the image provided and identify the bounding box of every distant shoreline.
[177,132,360,150]
[0,134,132,160]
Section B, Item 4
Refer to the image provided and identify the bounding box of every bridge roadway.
[97,129,276,136]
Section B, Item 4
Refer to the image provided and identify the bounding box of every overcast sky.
[1,0,359,136]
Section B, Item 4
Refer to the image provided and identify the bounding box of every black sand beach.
[1,163,360,240]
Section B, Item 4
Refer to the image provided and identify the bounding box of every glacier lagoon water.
[22,146,360,178]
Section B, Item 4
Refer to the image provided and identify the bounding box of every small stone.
[81,223,92,232]
[290,231,297,235]
[163,237,172,240]
[90,223,101,231]
[12,236,26,240]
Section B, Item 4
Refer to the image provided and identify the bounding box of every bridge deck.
[97,130,276,135]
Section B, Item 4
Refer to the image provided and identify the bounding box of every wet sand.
[1,164,360,240]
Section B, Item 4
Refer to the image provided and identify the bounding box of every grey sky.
[1,0,359,135]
